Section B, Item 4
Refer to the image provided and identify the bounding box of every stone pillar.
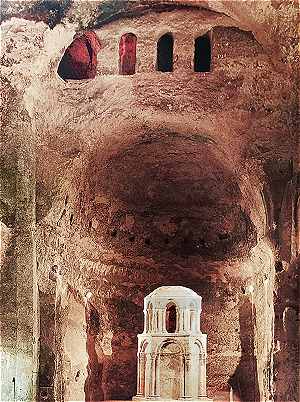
[183,354,192,398]
[155,311,159,332]
[0,114,39,402]
[162,309,167,332]
[184,309,190,331]
[151,354,157,396]
[155,355,160,397]
[139,354,146,396]
[198,356,207,397]
[15,133,39,401]
[151,310,156,333]
[179,310,184,331]
[145,353,152,397]
[144,311,148,332]
[158,309,164,332]
[136,355,141,395]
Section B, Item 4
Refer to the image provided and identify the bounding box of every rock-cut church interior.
[0,1,299,402]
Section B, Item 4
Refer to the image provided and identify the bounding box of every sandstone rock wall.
[1,2,298,401]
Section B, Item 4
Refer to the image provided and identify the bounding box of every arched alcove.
[157,33,174,72]
[159,341,183,399]
[166,303,177,333]
[57,31,101,80]
[194,33,211,72]
[119,33,137,75]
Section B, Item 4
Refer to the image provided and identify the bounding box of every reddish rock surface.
[58,31,101,80]
[0,2,298,402]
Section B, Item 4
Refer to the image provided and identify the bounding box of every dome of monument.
[146,285,201,300]
[144,286,202,311]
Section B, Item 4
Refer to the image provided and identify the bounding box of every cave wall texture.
[0,1,299,402]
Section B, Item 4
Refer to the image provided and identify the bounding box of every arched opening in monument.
[157,33,174,72]
[194,33,211,72]
[57,31,101,80]
[166,303,177,333]
[159,341,183,399]
[119,33,137,75]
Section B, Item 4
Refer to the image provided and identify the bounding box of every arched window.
[194,33,211,72]
[166,303,177,333]
[57,31,101,80]
[119,33,137,75]
[157,33,174,72]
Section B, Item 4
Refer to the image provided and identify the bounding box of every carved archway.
[119,33,137,75]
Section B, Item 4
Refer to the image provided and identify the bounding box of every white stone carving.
[133,286,213,402]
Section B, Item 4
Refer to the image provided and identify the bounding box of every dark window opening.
[119,33,137,75]
[166,303,177,333]
[57,31,101,80]
[157,33,174,72]
[194,33,211,72]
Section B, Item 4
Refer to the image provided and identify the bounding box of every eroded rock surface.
[0,1,299,402]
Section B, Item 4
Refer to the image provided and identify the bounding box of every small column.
[179,310,184,331]
[162,309,167,333]
[144,311,148,332]
[183,354,192,398]
[136,355,141,395]
[145,353,152,397]
[155,355,160,397]
[140,354,146,396]
[158,309,164,332]
[151,310,156,333]
[198,356,207,397]
[150,354,157,397]
[184,309,190,331]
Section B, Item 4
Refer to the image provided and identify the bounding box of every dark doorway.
[57,31,101,80]
[119,33,137,75]
[157,33,174,72]
[194,33,211,72]
[166,304,177,333]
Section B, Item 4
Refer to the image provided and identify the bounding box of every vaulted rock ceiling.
[0,1,299,402]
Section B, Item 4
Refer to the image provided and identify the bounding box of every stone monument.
[133,286,213,401]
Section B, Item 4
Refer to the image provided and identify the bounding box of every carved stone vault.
[0,1,299,402]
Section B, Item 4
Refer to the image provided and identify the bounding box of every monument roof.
[145,286,201,300]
